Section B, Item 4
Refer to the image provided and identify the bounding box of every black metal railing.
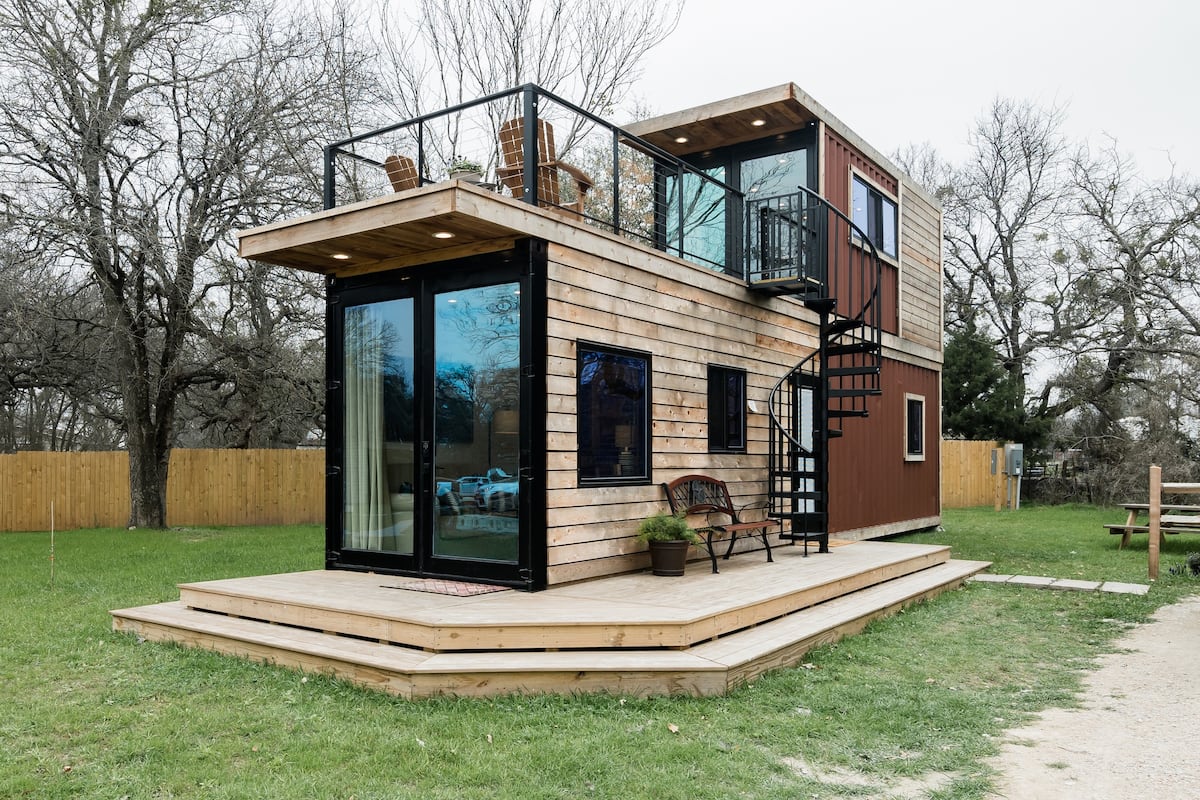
[321,84,744,276]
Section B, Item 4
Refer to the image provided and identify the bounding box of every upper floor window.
[708,365,747,452]
[851,173,898,260]
[577,343,652,484]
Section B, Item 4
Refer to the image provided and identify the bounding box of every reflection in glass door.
[335,268,529,584]
[342,298,416,555]
[431,283,522,564]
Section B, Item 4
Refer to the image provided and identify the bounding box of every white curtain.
[343,307,392,549]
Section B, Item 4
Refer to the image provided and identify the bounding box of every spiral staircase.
[746,187,883,553]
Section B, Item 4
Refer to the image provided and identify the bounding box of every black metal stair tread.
[828,409,870,419]
[825,341,881,357]
[826,365,881,377]
[823,318,863,336]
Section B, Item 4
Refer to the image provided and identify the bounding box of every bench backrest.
[662,475,737,521]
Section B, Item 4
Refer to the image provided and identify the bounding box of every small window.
[851,174,899,260]
[708,365,747,452]
[577,344,651,484]
[905,393,925,461]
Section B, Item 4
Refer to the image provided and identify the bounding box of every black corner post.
[322,145,336,210]
[610,128,621,234]
[521,86,538,208]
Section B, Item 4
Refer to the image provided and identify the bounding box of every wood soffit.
[625,84,818,157]
[237,183,538,276]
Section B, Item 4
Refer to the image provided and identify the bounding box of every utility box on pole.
[1002,443,1024,510]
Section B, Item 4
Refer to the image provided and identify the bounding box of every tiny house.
[238,83,943,591]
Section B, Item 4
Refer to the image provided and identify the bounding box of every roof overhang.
[625,83,820,157]
[238,183,547,276]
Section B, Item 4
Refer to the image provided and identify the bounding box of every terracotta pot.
[647,539,691,576]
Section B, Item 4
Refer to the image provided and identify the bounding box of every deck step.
[691,559,989,686]
[111,557,989,699]
[167,543,949,651]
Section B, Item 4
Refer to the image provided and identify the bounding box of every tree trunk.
[127,424,169,528]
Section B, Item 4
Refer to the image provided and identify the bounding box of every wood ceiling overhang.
[624,83,819,158]
[237,183,538,276]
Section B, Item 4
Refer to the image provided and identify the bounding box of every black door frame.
[653,125,819,278]
[324,240,547,589]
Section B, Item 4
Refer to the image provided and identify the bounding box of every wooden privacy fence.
[0,449,324,532]
[941,440,1003,509]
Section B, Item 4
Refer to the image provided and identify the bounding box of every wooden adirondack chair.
[383,154,420,192]
[496,118,592,216]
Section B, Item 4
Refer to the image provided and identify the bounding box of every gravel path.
[986,594,1200,799]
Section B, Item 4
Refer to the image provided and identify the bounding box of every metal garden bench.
[661,474,781,574]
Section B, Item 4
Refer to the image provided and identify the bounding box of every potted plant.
[447,156,484,182]
[637,512,700,576]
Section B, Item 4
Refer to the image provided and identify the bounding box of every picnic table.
[1147,469,1200,579]
[1106,502,1200,549]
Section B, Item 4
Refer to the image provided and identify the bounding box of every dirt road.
[987,594,1200,799]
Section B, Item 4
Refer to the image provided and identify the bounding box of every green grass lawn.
[1,507,1197,799]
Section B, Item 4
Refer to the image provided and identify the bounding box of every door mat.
[385,579,512,597]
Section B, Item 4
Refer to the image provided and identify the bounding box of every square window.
[708,365,747,452]
[578,344,651,484]
[905,393,925,461]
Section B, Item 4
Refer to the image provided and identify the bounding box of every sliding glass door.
[429,283,522,566]
[331,263,531,586]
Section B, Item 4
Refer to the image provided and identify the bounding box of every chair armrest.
[557,161,594,191]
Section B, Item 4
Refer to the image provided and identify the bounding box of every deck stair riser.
[174,544,949,651]
[113,559,987,699]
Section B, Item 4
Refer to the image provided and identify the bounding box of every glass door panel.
[664,165,728,270]
[741,148,807,199]
[342,298,416,554]
[432,283,522,563]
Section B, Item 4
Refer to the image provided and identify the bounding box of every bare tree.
[1036,144,1200,423]
[375,0,683,167]
[0,250,123,451]
[934,99,1080,444]
[0,0,365,526]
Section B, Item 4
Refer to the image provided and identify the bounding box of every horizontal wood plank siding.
[0,450,323,531]
[898,180,943,350]
[827,359,940,534]
[543,243,821,584]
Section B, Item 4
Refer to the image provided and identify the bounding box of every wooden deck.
[112,541,988,699]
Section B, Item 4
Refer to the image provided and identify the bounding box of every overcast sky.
[633,0,1196,180]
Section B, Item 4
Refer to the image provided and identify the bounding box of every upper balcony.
[240,83,883,318]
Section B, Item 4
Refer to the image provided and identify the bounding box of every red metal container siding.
[823,129,899,335]
[827,358,939,533]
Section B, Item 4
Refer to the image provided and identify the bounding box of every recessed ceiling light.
[751,118,766,127]
[674,136,689,144]
[433,231,455,239]
[330,253,351,260]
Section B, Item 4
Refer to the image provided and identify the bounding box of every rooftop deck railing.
[322,84,744,275]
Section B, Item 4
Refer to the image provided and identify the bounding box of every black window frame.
[851,173,899,260]
[707,364,747,453]
[576,342,653,486]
